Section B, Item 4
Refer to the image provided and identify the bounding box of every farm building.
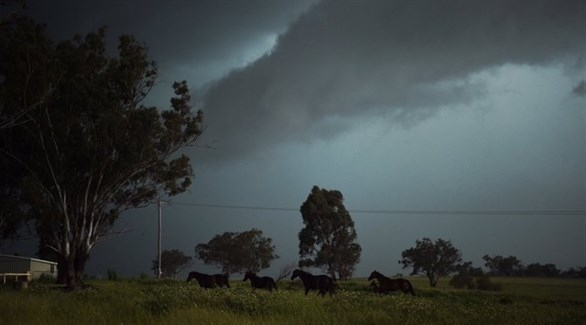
[0,254,58,283]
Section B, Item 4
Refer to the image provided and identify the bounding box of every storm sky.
[5,0,586,278]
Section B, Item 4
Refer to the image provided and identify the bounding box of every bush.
[449,273,475,289]
[107,269,118,281]
[475,275,502,291]
[35,273,57,284]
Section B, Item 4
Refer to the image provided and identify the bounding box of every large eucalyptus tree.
[298,186,361,280]
[0,16,204,288]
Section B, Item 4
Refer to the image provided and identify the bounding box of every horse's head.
[291,269,302,280]
[367,270,380,281]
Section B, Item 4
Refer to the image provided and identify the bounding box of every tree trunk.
[65,257,78,289]
[61,251,89,289]
[56,256,67,284]
[429,273,438,287]
[74,251,88,286]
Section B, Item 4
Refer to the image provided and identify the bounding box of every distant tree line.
[482,254,586,278]
[398,238,586,291]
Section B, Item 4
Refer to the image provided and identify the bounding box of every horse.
[186,271,230,289]
[368,270,415,296]
[290,269,336,296]
[242,271,278,291]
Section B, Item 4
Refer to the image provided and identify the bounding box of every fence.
[1,272,31,284]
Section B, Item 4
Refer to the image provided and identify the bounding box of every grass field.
[1,276,585,324]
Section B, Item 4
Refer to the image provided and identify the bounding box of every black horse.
[186,271,230,289]
[368,270,415,296]
[290,269,336,296]
[242,271,277,291]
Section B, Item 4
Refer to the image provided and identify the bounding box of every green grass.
[1,277,585,324]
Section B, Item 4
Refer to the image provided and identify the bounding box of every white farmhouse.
[0,254,58,283]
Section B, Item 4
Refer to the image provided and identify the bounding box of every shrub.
[107,269,118,281]
[475,275,501,291]
[450,273,475,289]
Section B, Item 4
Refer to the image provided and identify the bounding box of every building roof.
[0,254,58,265]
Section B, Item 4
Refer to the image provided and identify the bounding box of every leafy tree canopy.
[298,185,361,280]
[0,15,204,288]
[482,254,524,277]
[152,249,192,279]
[194,228,278,274]
[399,237,462,287]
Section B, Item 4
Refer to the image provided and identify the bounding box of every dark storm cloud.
[22,1,314,84]
[574,80,586,97]
[199,1,586,163]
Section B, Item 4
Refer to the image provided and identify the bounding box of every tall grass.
[1,277,585,324]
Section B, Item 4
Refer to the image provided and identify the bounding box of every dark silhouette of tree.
[449,261,483,289]
[524,263,559,277]
[298,186,361,280]
[560,267,586,279]
[482,254,524,276]
[449,261,500,291]
[0,16,204,289]
[276,262,297,282]
[0,15,52,243]
[152,249,192,279]
[399,237,461,287]
[195,228,278,274]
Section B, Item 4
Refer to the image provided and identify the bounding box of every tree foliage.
[482,254,524,277]
[0,16,204,288]
[399,237,462,287]
[0,15,51,242]
[298,186,361,280]
[524,263,560,277]
[152,249,192,279]
[194,228,278,274]
[449,261,501,291]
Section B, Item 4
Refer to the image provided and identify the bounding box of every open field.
[1,277,585,324]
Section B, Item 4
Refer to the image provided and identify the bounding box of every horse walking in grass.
[242,271,277,291]
[368,270,415,296]
[290,269,336,296]
[186,271,230,289]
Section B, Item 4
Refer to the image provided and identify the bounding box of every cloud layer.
[198,1,586,163]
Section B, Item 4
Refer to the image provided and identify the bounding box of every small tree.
[524,263,559,277]
[399,237,462,287]
[298,186,361,280]
[448,261,500,290]
[449,261,480,289]
[276,262,297,282]
[194,228,278,274]
[482,254,524,276]
[152,249,192,279]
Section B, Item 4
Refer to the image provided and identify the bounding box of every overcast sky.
[4,0,585,279]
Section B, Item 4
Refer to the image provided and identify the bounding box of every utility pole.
[157,199,167,279]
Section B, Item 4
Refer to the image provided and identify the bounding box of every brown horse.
[186,271,230,289]
[242,271,277,291]
[291,269,336,296]
[368,270,415,296]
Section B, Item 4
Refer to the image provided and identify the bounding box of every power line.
[168,202,586,216]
